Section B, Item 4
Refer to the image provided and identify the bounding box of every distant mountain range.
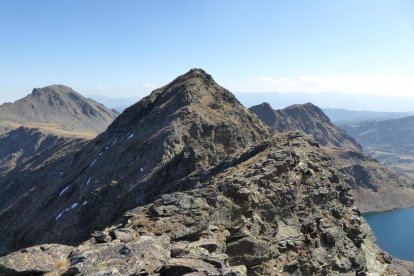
[343,116,414,178]
[235,92,414,113]
[0,85,118,138]
[88,94,414,124]
[87,95,140,113]
[323,108,414,124]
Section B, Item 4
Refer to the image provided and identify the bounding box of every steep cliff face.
[250,102,414,212]
[0,85,118,138]
[0,69,271,255]
[1,132,409,275]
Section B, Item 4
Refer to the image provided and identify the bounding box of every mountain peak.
[284,102,329,121]
[249,102,277,126]
[164,68,218,92]
[0,85,118,138]
[111,68,247,131]
[31,85,76,97]
[256,102,273,109]
[181,68,212,80]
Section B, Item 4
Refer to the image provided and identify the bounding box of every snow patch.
[55,212,63,221]
[90,158,97,167]
[140,167,144,172]
[128,133,135,139]
[86,176,91,185]
[82,200,88,206]
[59,186,69,197]
[55,202,79,221]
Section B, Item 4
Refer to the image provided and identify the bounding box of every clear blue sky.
[0,0,413,103]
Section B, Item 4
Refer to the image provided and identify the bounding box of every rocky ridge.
[1,132,410,275]
[0,69,271,255]
[0,70,412,275]
[250,102,414,212]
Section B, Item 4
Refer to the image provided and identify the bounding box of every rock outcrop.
[250,102,414,212]
[0,85,118,138]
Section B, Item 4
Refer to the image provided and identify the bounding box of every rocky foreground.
[0,132,411,275]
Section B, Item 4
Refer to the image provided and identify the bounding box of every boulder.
[0,244,73,275]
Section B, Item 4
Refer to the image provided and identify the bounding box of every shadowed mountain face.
[0,127,86,176]
[343,116,414,178]
[0,85,118,138]
[0,69,271,255]
[250,102,414,213]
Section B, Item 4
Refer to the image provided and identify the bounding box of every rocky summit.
[0,85,118,138]
[250,102,414,213]
[0,70,412,275]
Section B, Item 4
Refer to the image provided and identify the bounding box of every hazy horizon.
[3,85,414,113]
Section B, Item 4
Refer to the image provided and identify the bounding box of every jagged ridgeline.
[0,69,411,275]
[250,102,414,213]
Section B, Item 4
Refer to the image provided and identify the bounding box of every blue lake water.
[364,208,414,261]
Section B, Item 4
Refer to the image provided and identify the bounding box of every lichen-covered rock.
[67,236,169,275]
[0,244,73,275]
